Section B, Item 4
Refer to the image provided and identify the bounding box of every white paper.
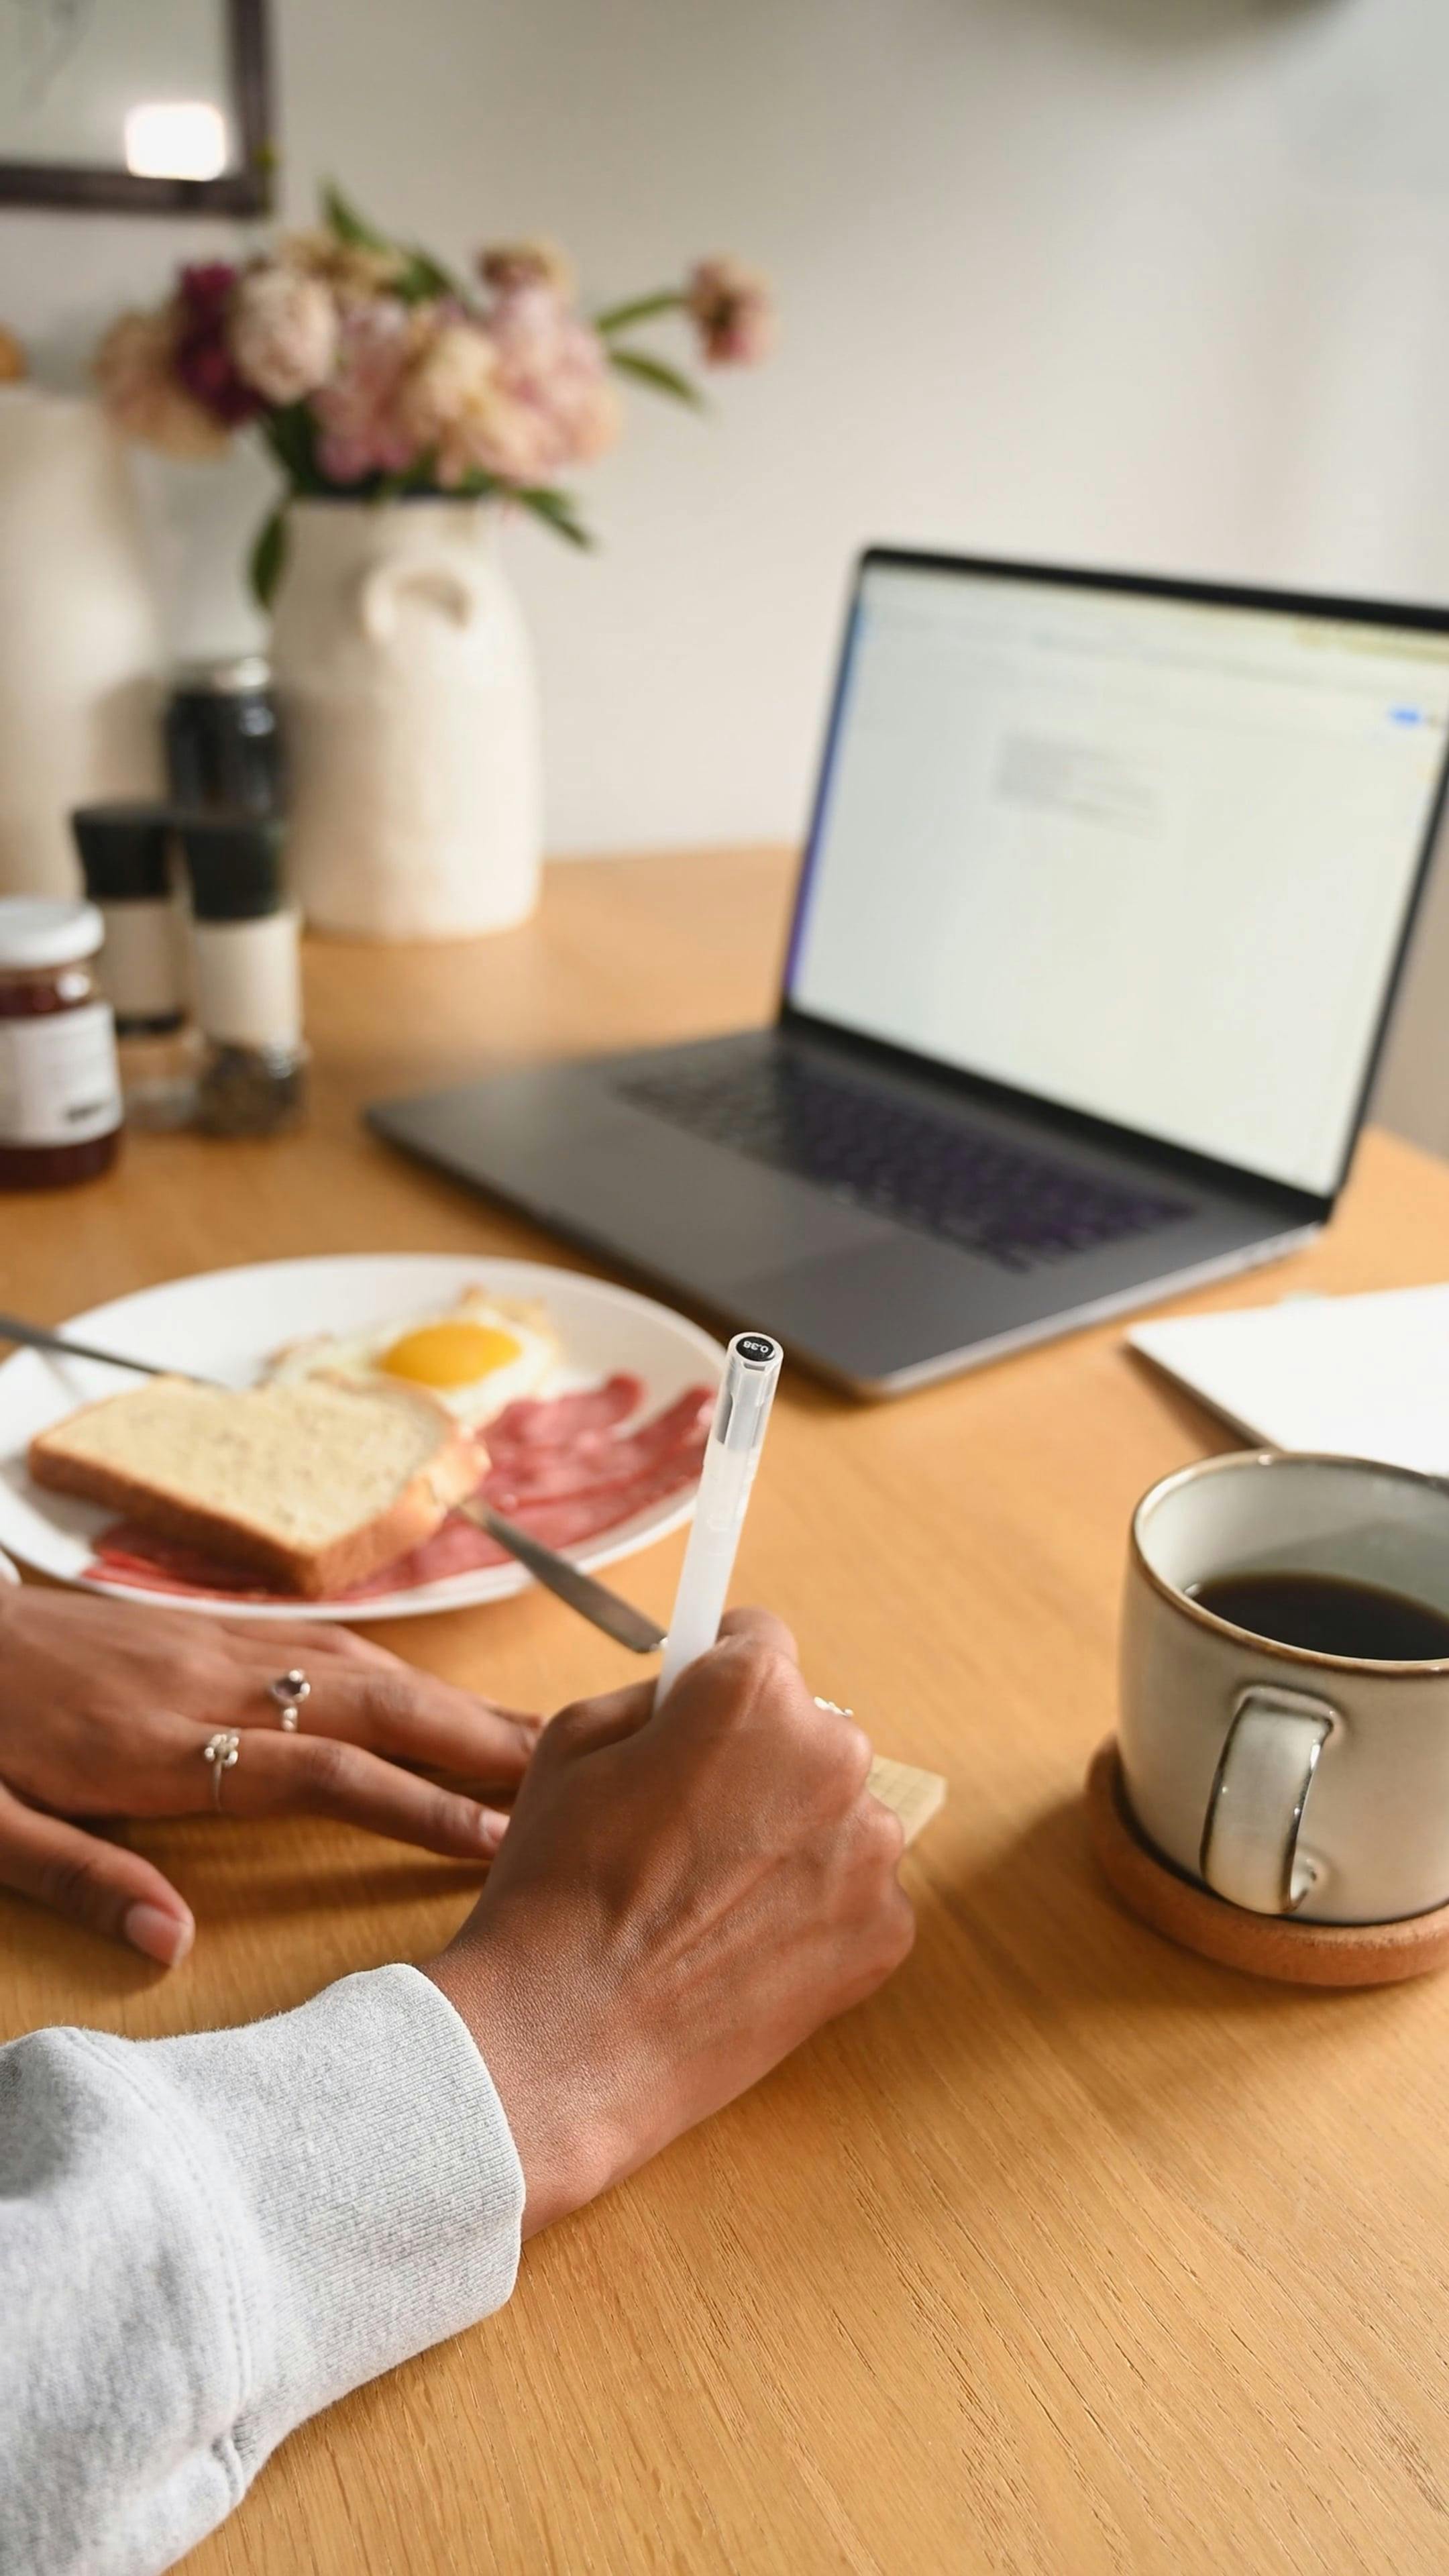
[1127,1285,1449,1476]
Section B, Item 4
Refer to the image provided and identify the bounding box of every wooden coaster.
[868,1756,947,1847]
[1085,1737,1449,1987]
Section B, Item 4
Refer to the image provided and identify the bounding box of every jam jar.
[0,899,123,1187]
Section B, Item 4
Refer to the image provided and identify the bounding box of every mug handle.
[1199,1684,1336,1915]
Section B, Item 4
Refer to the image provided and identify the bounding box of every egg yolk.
[380,1321,523,1388]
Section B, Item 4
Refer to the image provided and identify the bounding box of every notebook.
[1127,1284,1449,1477]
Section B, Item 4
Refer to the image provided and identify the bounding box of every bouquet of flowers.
[96,184,775,605]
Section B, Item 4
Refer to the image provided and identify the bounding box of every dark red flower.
[172,263,261,427]
[179,263,237,322]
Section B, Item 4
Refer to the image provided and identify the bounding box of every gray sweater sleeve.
[0,1962,525,2576]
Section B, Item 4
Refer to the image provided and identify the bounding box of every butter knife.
[460,1499,665,1655]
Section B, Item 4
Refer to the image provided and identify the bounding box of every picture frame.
[0,0,274,215]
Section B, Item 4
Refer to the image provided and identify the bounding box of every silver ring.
[814,1696,855,1718]
[203,1729,241,1810]
[268,1668,311,1733]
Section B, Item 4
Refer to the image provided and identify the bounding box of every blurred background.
[6,0,1449,1136]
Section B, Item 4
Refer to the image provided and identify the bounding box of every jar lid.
[170,655,272,696]
[70,803,175,903]
[0,897,105,970]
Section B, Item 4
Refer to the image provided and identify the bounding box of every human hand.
[0,1585,541,1968]
[423,1605,914,2236]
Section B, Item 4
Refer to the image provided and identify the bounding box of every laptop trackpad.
[516,1109,890,1286]
[737,1235,1012,1381]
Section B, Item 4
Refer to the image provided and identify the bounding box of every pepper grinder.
[176,814,307,1136]
[164,655,284,816]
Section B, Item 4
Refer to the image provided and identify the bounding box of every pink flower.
[311,299,423,482]
[686,256,775,366]
[94,309,231,460]
[488,284,621,474]
[229,266,338,407]
[174,264,259,427]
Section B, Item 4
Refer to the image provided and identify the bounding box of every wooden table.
[5,845,1449,2575]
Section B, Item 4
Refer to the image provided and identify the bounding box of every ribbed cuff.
[130,1963,525,2473]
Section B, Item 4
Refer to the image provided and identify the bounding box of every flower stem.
[593,288,686,335]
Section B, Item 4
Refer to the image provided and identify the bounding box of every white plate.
[0,1254,725,1622]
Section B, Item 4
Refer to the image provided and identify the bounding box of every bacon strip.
[482,1387,712,1513]
[486,1374,644,1450]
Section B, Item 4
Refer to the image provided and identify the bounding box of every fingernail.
[124,1904,194,1968]
[474,1807,506,1848]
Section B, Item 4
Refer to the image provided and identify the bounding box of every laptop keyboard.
[620,1055,1191,1273]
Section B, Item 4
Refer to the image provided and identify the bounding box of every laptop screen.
[785,558,1449,1199]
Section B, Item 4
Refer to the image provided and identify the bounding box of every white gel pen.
[654,1330,783,1707]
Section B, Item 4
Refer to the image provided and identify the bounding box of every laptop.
[368,549,1449,1396]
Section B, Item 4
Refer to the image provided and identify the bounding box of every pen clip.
[714,1332,782,1451]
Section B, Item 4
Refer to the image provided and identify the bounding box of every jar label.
[0,1003,122,1146]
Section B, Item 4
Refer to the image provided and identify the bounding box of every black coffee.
[1189,1568,1449,1662]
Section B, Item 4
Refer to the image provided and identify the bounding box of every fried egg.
[266,1289,562,1430]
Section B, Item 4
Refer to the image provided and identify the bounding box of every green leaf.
[249,506,288,610]
[439,468,505,502]
[608,346,705,407]
[398,247,462,303]
[261,401,327,495]
[517,486,594,549]
[594,288,685,335]
[321,180,392,253]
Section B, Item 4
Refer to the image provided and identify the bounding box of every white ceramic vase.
[0,390,164,898]
[270,498,542,941]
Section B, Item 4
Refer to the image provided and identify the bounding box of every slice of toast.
[28,1373,483,1598]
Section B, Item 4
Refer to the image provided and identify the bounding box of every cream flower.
[397,317,559,486]
[397,320,499,446]
[94,309,230,460]
[229,267,339,407]
[278,227,407,304]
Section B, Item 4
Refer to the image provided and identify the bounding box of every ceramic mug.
[1121,1450,1449,1925]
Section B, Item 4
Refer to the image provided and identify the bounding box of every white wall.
[6,0,1449,1139]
